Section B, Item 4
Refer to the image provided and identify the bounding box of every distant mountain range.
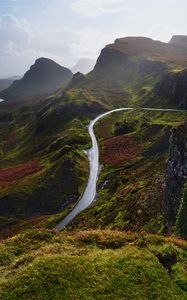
[1,35,187,105]
[71,58,96,74]
[0,58,73,101]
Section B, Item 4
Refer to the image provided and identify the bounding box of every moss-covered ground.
[0,229,187,299]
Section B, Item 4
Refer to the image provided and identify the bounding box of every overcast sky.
[0,0,186,77]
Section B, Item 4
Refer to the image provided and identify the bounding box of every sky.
[0,0,186,77]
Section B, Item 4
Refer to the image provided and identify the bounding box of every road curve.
[55,107,186,230]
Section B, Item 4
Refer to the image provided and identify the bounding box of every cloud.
[0,14,112,76]
[0,15,31,45]
[148,24,177,42]
[70,0,130,17]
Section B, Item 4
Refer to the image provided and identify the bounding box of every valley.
[0,33,187,299]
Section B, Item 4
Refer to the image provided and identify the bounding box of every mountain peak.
[0,58,73,101]
[34,57,60,65]
[72,58,96,74]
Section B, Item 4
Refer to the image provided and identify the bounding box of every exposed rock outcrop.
[165,123,187,231]
[156,69,187,108]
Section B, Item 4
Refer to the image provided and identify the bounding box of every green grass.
[0,229,187,299]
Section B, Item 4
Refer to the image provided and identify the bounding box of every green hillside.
[0,91,104,238]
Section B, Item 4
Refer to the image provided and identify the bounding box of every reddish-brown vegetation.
[102,135,139,165]
[0,159,41,186]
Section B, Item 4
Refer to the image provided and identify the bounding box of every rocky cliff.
[155,69,187,108]
[165,122,187,231]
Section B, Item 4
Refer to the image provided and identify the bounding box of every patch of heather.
[102,135,139,165]
[0,159,41,186]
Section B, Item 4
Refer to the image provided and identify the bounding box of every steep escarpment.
[164,122,187,232]
[156,69,187,108]
[108,36,187,66]
[0,58,73,101]
[93,46,168,81]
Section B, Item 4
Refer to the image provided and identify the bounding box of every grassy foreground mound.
[0,229,187,299]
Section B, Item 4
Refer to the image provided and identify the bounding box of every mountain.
[67,36,187,108]
[0,58,73,101]
[0,76,21,92]
[103,36,187,65]
[72,58,96,74]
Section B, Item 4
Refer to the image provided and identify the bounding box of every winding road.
[55,107,186,230]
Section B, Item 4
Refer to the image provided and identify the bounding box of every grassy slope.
[0,92,104,238]
[68,63,160,109]
[65,110,186,233]
[0,229,187,299]
[1,104,186,237]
